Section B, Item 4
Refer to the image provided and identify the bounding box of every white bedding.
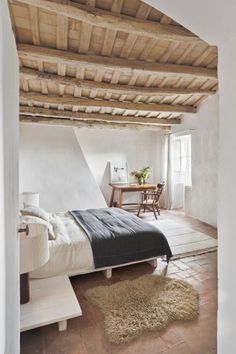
[30,211,95,279]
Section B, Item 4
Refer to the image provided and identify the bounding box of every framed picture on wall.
[110,162,128,184]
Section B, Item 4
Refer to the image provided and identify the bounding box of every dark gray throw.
[70,208,172,269]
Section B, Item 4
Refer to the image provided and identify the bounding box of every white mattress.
[30,211,95,279]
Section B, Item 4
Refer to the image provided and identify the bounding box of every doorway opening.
[171,134,192,210]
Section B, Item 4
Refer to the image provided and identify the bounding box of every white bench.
[20,275,82,332]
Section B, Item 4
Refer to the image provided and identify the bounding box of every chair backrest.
[154,182,165,203]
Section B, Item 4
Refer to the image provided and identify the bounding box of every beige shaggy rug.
[85,275,199,344]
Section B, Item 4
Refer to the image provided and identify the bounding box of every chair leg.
[155,204,160,215]
[152,206,157,220]
[137,205,142,217]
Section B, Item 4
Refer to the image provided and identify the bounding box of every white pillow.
[21,205,50,223]
[20,215,56,240]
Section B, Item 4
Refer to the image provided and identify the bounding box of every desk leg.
[109,187,115,207]
[118,191,123,208]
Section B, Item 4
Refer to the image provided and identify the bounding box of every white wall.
[20,112,218,222]
[0,1,19,353]
[75,128,162,205]
[20,125,163,209]
[172,94,219,227]
[146,0,236,45]
[217,37,236,354]
[20,124,107,212]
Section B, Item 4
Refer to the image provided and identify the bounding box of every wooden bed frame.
[68,256,159,279]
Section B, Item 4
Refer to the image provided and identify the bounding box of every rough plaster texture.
[20,126,163,209]
[146,0,236,45]
[217,38,236,353]
[0,1,19,352]
[75,128,162,205]
[172,94,219,227]
[19,124,107,212]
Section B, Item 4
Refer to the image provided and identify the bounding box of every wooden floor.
[21,211,217,354]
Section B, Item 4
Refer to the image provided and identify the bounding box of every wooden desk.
[109,183,157,208]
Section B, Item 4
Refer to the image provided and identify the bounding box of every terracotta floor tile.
[20,346,44,354]
[160,341,195,354]
[173,317,217,354]
[62,331,89,354]
[42,325,68,354]
[21,328,44,354]
[160,327,184,348]
[112,335,168,354]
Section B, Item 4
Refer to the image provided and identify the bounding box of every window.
[172,134,192,186]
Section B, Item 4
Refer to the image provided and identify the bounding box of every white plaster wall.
[145,0,236,45]
[0,1,19,353]
[217,37,236,354]
[20,124,106,212]
[172,94,219,227]
[75,128,162,205]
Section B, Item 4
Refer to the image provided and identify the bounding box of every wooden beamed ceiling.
[20,91,197,113]
[16,0,206,43]
[20,106,181,125]
[18,44,217,79]
[20,67,216,96]
[20,115,171,132]
[8,0,218,130]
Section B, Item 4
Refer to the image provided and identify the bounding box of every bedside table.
[20,275,82,332]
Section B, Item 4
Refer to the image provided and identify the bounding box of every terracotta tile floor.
[21,211,217,354]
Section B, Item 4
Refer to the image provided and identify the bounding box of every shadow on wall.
[19,125,107,212]
[100,162,111,206]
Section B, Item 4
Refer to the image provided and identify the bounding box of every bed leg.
[148,259,158,268]
[58,320,67,331]
[103,268,112,279]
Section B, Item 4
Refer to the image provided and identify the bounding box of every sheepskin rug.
[85,275,199,344]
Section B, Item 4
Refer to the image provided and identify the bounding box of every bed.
[20,207,172,279]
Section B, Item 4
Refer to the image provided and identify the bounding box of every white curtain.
[171,134,192,209]
[160,134,172,209]
[161,133,192,210]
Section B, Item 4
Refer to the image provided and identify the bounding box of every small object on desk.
[130,166,151,185]
[20,275,82,332]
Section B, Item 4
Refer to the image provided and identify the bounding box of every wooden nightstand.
[20,275,82,332]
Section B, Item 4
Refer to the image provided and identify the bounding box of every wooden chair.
[137,182,165,220]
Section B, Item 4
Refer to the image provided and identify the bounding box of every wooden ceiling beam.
[17,0,205,43]
[20,91,196,113]
[17,44,217,79]
[20,115,170,131]
[28,6,40,45]
[20,67,216,96]
[20,106,181,125]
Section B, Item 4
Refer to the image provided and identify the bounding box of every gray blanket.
[70,208,172,268]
